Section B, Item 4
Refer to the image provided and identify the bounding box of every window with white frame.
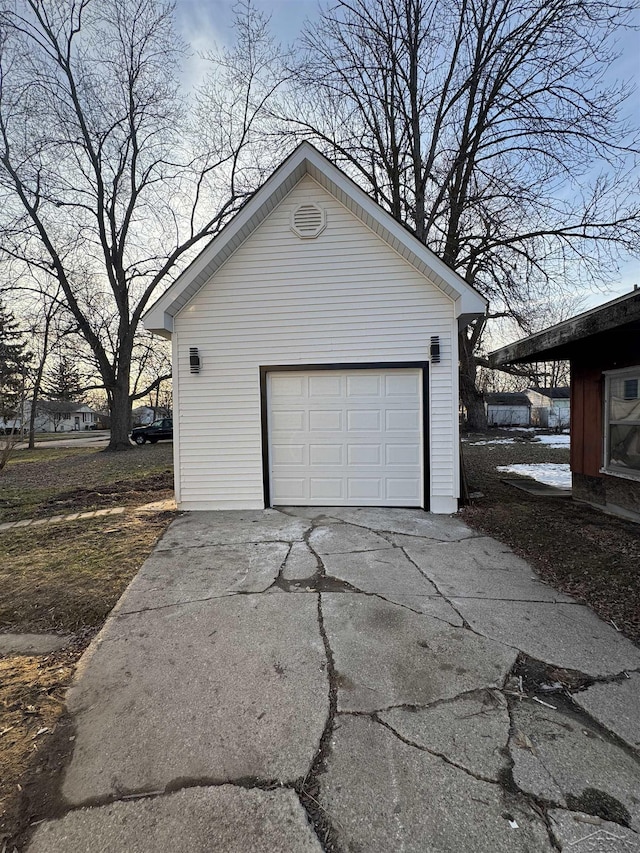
[605,367,640,477]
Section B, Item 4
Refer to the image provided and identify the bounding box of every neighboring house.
[132,406,171,426]
[485,393,531,427]
[0,416,22,434]
[143,142,487,513]
[26,400,97,432]
[525,387,570,429]
[491,289,640,522]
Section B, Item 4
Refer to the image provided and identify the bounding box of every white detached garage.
[143,143,487,513]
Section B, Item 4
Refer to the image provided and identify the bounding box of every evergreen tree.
[44,355,84,402]
[0,300,31,421]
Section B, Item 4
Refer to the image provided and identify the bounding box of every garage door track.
[27,508,640,852]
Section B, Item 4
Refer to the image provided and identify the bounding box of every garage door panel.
[387,478,421,500]
[347,409,381,431]
[309,410,343,430]
[272,410,305,430]
[347,444,382,465]
[268,368,423,507]
[309,444,343,465]
[309,478,343,499]
[347,478,382,499]
[271,444,306,465]
[346,374,381,396]
[271,375,306,396]
[385,409,420,431]
[385,374,420,396]
[272,478,307,501]
[386,444,420,465]
[309,375,342,396]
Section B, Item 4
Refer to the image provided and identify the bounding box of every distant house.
[491,289,640,522]
[0,416,22,434]
[525,387,571,429]
[485,393,531,427]
[26,400,97,432]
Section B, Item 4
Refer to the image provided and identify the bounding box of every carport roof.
[142,142,487,339]
[490,289,640,365]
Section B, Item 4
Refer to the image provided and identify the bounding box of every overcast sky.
[175,0,640,307]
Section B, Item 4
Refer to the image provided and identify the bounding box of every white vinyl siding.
[174,175,458,511]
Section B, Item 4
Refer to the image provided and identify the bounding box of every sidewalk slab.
[291,505,478,540]
[451,598,640,676]
[155,510,308,550]
[117,541,289,612]
[322,593,517,712]
[322,547,463,623]
[320,715,552,852]
[62,595,328,804]
[379,689,510,781]
[573,673,640,751]
[0,632,72,655]
[510,700,640,830]
[28,786,322,853]
[404,538,575,602]
[548,809,640,852]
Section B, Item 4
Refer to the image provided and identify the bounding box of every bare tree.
[279,0,640,428]
[0,0,285,449]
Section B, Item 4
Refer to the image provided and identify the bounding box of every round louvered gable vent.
[291,203,326,239]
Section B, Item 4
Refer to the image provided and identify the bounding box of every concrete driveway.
[28,508,640,852]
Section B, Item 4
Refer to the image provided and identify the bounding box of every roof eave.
[491,290,640,366]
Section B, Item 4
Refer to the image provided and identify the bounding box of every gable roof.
[526,387,570,400]
[490,289,640,365]
[486,392,531,407]
[37,400,94,414]
[143,142,487,338]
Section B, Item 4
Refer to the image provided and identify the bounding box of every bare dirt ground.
[0,444,175,848]
[459,429,640,645]
[1,443,173,522]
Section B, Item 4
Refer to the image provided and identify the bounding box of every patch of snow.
[503,427,536,432]
[468,439,516,446]
[536,434,570,448]
[496,463,571,488]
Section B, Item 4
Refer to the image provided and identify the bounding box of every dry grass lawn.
[0,443,176,848]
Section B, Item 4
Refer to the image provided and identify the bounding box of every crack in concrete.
[272,541,295,587]
[51,776,297,816]
[341,686,507,716]
[157,537,299,552]
[440,596,583,604]
[370,712,503,786]
[110,589,277,620]
[292,527,344,853]
[400,546,474,631]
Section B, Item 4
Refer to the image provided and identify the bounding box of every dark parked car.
[130,418,173,445]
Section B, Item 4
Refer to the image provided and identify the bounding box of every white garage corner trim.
[260,363,430,510]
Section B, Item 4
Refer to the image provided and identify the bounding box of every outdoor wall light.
[189,347,201,374]
[430,336,441,364]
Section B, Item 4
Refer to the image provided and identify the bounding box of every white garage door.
[267,368,424,506]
